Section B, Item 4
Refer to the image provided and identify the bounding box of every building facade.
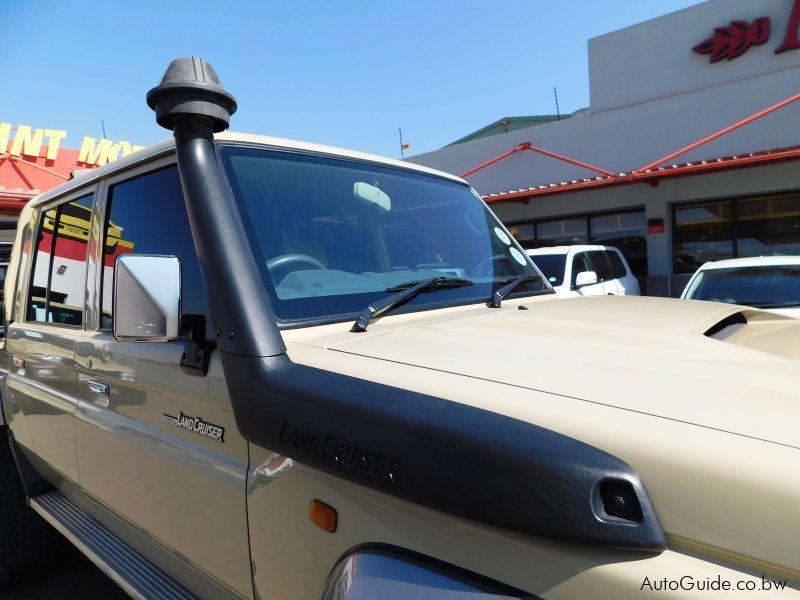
[409,0,800,296]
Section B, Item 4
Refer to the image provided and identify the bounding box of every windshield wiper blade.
[351,277,473,332]
[488,273,544,308]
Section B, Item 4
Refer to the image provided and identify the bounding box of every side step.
[30,491,196,600]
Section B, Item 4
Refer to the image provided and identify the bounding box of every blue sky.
[2,1,700,158]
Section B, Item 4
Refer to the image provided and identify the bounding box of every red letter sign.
[776,0,800,53]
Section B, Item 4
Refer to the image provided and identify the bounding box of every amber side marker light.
[310,499,337,533]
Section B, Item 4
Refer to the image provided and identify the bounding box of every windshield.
[685,265,800,308]
[528,254,566,286]
[220,146,548,324]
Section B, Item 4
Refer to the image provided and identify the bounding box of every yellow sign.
[0,122,143,167]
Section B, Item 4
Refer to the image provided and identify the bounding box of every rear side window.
[27,194,93,326]
[100,166,211,338]
[606,251,628,278]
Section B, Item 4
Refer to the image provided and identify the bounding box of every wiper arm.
[351,277,473,332]
[488,273,544,308]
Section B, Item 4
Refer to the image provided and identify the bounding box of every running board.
[30,491,196,600]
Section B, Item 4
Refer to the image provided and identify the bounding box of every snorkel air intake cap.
[146,56,237,132]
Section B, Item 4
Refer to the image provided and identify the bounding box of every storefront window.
[535,218,588,246]
[674,194,800,274]
[590,212,646,277]
[673,201,733,274]
[736,196,800,257]
[508,223,535,249]
[507,210,647,278]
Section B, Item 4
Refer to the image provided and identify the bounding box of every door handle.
[87,381,110,408]
[88,381,109,396]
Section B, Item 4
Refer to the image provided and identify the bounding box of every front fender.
[322,545,537,600]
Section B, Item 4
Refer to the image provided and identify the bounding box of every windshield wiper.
[351,277,473,332]
[488,273,545,308]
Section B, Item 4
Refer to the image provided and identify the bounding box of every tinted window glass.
[28,195,93,325]
[674,201,733,274]
[587,251,613,281]
[605,250,627,278]
[528,254,566,286]
[590,212,646,277]
[102,167,211,337]
[536,218,588,247]
[571,253,590,287]
[736,196,800,257]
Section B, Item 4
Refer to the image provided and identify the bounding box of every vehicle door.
[570,251,605,296]
[4,191,95,483]
[73,160,253,599]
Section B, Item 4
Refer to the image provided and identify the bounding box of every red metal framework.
[460,90,800,205]
[459,142,614,179]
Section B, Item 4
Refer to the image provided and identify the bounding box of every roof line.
[483,146,800,204]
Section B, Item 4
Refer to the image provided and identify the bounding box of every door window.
[605,251,628,278]
[571,253,591,287]
[101,166,211,338]
[587,251,613,282]
[27,194,94,326]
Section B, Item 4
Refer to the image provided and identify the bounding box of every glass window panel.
[28,208,57,321]
[605,251,628,279]
[736,196,800,257]
[674,201,733,274]
[509,223,535,249]
[102,166,211,337]
[48,196,93,326]
[587,250,613,281]
[589,211,646,277]
[27,195,93,325]
[536,218,587,247]
[571,252,590,287]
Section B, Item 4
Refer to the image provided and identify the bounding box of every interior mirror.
[575,270,598,287]
[113,255,180,342]
[354,182,391,211]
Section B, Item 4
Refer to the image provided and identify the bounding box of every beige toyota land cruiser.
[0,58,797,599]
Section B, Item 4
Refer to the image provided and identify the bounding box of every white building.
[408,0,800,296]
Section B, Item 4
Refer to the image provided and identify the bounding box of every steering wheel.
[266,253,326,276]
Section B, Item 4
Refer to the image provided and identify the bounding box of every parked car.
[681,256,800,317]
[526,245,640,297]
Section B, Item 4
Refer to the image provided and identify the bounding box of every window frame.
[671,192,800,275]
[95,155,211,339]
[24,186,99,330]
[505,207,647,277]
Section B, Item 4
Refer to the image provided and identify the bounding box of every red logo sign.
[693,18,770,62]
[694,0,800,62]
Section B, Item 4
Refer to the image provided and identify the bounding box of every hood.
[317,296,800,449]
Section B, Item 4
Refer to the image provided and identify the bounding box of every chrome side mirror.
[575,270,598,288]
[113,255,180,342]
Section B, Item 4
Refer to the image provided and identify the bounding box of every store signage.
[693,0,800,62]
[0,122,143,167]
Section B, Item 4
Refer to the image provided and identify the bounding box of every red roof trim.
[483,146,800,204]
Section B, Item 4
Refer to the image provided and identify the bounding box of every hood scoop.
[704,312,747,340]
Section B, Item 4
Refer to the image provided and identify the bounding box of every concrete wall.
[589,0,800,112]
